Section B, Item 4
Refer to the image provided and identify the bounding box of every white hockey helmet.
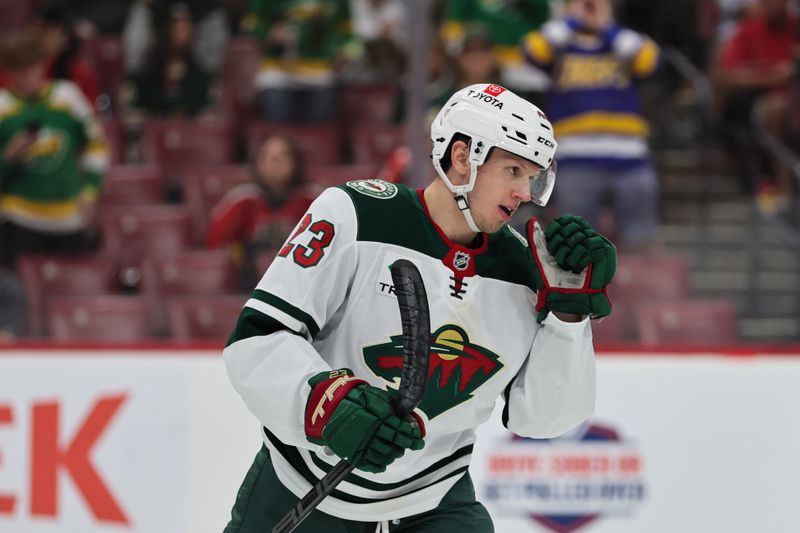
[430,83,557,232]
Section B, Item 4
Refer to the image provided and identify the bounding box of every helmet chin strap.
[456,160,482,233]
[433,158,482,233]
[432,151,483,234]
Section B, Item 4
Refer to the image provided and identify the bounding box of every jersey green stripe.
[250,289,321,338]
[226,306,300,347]
[308,443,473,491]
[263,427,470,502]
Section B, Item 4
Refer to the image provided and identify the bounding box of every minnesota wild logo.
[363,325,503,419]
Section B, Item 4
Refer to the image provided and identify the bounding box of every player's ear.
[450,140,470,185]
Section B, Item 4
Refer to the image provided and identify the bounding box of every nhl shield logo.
[453,250,471,272]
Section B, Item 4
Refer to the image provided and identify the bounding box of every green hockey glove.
[527,214,616,322]
[304,369,425,473]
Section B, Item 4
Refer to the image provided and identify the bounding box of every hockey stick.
[272,259,431,533]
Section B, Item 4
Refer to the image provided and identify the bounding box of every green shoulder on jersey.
[336,179,538,291]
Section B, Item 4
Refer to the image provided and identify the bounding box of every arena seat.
[306,163,378,188]
[635,299,737,346]
[168,294,245,342]
[590,309,628,345]
[610,254,691,339]
[140,119,236,181]
[338,84,399,126]
[48,295,149,342]
[99,204,193,267]
[219,37,262,111]
[18,254,120,337]
[140,250,239,335]
[0,0,33,32]
[350,124,405,165]
[247,121,341,165]
[102,164,165,205]
[101,118,125,164]
[183,165,250,241]
[82,36,126,109]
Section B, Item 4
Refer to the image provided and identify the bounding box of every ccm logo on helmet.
[467,89,503,109]
[537,135,555,148]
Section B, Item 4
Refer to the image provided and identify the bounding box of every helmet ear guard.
[430,84,558,232]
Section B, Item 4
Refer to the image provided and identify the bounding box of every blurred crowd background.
[0,0,798,346]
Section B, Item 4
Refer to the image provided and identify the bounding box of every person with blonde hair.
[0,27,108,267]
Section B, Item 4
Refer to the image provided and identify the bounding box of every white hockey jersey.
[223,180,596,522]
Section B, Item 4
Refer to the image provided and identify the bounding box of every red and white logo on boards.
[484,84,506,97]
[0,393,130,525]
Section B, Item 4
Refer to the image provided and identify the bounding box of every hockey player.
[223,83,616,532]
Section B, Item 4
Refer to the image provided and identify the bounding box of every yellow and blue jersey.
[523,19,659,167]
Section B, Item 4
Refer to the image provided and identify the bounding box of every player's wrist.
[552,311,585,323]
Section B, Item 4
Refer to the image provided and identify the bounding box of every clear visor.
[529,160,557,207]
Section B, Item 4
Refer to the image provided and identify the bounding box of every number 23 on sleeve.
[278,213,336,268]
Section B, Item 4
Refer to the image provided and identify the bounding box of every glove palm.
[528,214,616,321]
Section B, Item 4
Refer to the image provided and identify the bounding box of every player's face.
[468,148,539,233]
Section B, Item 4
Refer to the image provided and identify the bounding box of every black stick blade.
[389,259,431,417]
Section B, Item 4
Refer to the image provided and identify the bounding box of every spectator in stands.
[0,28,109,268]
[206,135,311,285]
[441,0,551,103]
[124,0,229,79]
[523,0,661,252]
[125,2,216,118]
[349,0,408,82]
[37,2,101,105]
[243,0,352,123]
[432,25,501,109]
[714,0,798,214]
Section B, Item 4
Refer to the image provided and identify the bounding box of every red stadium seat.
[183,165,250,241]
[81,36,125,108]
[99,205,193,267]
[350,124,405,165]
[247,122,341,165]
[48,295,149,342]
[613,255,690,301]
[338,84,399,126]
[635,300,737,346]
[0,0,33,31]
[101,164,165,205]
[101,118,125,164]
[140,119,236,181]
[168,295,245,342]
[18,254,120,337]
[140,250,239,335]
[306,163,377,188]
[590,310,628,345]
[610,255,691,338]
[220,37,262,111]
